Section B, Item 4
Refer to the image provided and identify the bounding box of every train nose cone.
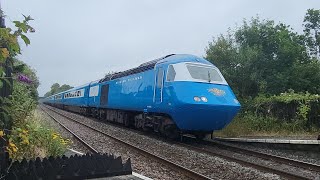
[167,82,241,131]
[172,103,240,131]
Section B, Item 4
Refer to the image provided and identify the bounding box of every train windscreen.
[186,65,223,83]
[166,63,227,85]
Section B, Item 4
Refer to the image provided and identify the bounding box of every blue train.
[43,54,240,139]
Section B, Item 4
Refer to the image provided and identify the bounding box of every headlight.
[201,97,208,102]
[193,96,201,102]
[234,99,239,104]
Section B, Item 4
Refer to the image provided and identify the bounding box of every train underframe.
[45,103,211,139]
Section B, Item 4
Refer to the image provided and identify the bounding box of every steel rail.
[39,106,98,154]
[42,105,212,180]
[206,139,320,173]
[178,142,313,180]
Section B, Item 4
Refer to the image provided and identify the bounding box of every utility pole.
[0,2,12,173]
[0,0,12,103]
[0,0,5,28]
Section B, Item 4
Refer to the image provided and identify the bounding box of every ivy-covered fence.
[214,91,320,137]
[251,91,320,128]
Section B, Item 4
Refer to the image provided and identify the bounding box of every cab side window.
[156,68,164,88]
[167,65,176,82]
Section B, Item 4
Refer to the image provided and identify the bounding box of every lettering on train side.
[115,76,143,84]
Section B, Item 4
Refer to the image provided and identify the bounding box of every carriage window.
[167,65,176,82]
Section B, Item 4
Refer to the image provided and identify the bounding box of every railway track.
[42,105,320,180]
[40,105,212,180]
[40,106,98,154]
[206,139,320,172]
[178,140,320,180]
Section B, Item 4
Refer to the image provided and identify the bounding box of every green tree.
[59,84,73,92]
[304,8,320,58]
[50,83,60,94]
[44,83,73,97]
[206,16,320,98]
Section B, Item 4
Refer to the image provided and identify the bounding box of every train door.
[100,84,109,106]
[154,67,164,104]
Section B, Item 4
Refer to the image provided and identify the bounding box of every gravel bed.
[37,107,90,154]
[43,106,191,180]
[216,141,320,166]
[47,105,284,180]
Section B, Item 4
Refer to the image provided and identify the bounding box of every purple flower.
[17,74,32,84]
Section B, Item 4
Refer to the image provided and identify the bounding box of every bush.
[252,90,320,128]
[8,82,37,126]
[2,79,69,160]
[214,112,318,137]
[214,113,280,137]
[214,91,320,137]
[6,112,70,160]
[0,13,68,161]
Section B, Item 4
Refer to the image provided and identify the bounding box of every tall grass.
[7,111,69,160]
[213,113,319,138]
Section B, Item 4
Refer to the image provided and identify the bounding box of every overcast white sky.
[3,0,320,96]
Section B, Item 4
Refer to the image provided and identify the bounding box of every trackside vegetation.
[0,10,69,164]
[4,70,70,160]
[209,9,320,137]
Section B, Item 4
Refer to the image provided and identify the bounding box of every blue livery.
[43,54,240,138]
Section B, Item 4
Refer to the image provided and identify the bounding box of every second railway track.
[41,104,320,180]
[178,140,320,180]
[205,139,320,172]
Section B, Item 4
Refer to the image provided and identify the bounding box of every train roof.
[99,54,213,82]
[45,54,215,99]
[157,54,213,66]
[99,54,174,82]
